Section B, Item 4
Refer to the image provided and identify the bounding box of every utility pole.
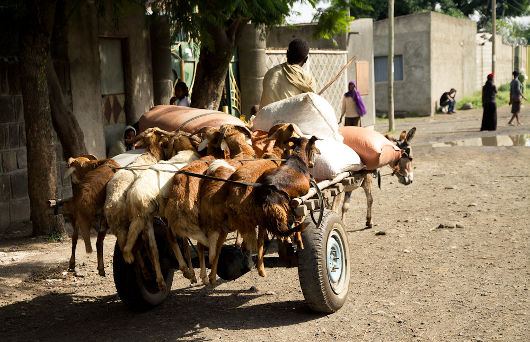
[388,0,395,131]
[491,0,497,79]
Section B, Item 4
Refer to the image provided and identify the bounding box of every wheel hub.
[326,229,346,294]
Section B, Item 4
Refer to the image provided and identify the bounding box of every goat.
[104,127,174,254]
[121,133,200,290]
[163,127,226,282]
[195,125,255,285]
[250,136,320,277]
[165,124,254,285]
[63,155,120,276]
[219,124,304,281]
[341,127,416,228]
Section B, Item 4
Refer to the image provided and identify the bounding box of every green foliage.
[457,82,512,110]
[47,231,65,243]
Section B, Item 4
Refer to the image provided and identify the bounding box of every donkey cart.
[112,170,372,314]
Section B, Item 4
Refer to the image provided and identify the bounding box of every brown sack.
[339,126,402,170]
[139,105,247,133]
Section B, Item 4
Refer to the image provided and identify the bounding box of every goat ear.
[67,157,75,166]
[79,154,97,161]
[290,123,304,137]
[309,136,320,144]
[197,139,209,152]
[64,166,76,179]
[405,127,416,143]
[220,139,229,152]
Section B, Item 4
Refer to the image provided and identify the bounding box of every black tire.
[113,231,175,311]
[298,209,351,313]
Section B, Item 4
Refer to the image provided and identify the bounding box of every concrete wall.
[374,12,431,115]
[476,33,515,89]
[347,19,376,127]
[430,12,476,114]
[67,1,154,158]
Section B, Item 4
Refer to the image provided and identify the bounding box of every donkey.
[342,127,416,228]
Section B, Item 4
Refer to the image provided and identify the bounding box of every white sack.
[253,93,343,142]
[310,139,363,180]
[112,149,146,167]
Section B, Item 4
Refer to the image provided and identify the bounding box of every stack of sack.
[253,93,401,180]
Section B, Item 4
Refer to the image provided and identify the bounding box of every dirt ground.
[0,106,529,341]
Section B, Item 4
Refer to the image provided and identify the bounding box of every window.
[374,55,403,82]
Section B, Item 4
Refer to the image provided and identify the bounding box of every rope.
[318,56,357,95]
[174,111,221,132]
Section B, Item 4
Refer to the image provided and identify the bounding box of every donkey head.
[387,127,415,185]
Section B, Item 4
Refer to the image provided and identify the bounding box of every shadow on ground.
[0,285,318,341]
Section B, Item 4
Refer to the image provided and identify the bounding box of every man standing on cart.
[260,38,316,108]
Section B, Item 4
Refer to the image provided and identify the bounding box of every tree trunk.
[19,0,65,236]
[47,57,87,159]
[191,20,247,110]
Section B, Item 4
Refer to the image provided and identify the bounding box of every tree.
[153,0,370,110]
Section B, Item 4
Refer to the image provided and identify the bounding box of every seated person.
[440,88,456,113]
[108,126,136,158]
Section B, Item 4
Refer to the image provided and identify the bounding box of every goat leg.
[257,227,267,277]
[167,230,195,282]
[295,230,304,250]
[122,217,144,263]
[208,231,228,286]
[78,215,93,254]
[341,191,353,221]
[182,238,197,283]
[362,175,373,228]
[197,243,209,285]
[96,219,107,277]
[68,220,78,272]
[145,220,166,291]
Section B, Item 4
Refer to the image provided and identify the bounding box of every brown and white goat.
[342,127,416,228]
[63,155,120,276]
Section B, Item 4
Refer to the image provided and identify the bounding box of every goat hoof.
[67,266,76,273]
[208,274,217,286]
[258,268,267,277]
[98,269,106,277]
[366,222,373,229]
[201,277,210,286]
[122,251,135,264]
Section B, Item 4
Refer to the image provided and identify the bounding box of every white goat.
[104,128,172,252]
[122,135,200,290]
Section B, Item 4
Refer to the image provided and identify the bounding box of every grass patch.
[47,231,65,242]
[457,82,512,110]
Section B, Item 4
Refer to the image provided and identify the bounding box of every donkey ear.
[405,127,416,143]
[399,131,407,141]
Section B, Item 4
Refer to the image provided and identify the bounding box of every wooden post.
[491,0,497,79]
[388,0,395,131]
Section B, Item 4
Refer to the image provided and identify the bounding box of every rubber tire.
[298,209,351,313]
[113,236,174,311]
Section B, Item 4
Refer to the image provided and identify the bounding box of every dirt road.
[0,106,528,341]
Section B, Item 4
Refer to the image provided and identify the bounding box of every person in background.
[480,73,497,131]
[339,81,367,126]
[108,125,136,158]
[170,81,191,106]
[440,88,457,114]
[259,38,316,108]
[508,70,527,126]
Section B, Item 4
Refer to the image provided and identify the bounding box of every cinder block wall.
[0,62,72,236]
[0,62,29,234]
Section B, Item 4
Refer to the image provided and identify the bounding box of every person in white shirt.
[170,81,191,107]
[339,81,367,126]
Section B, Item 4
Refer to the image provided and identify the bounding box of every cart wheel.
[298,209,351,313]
[113,229,174,311]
